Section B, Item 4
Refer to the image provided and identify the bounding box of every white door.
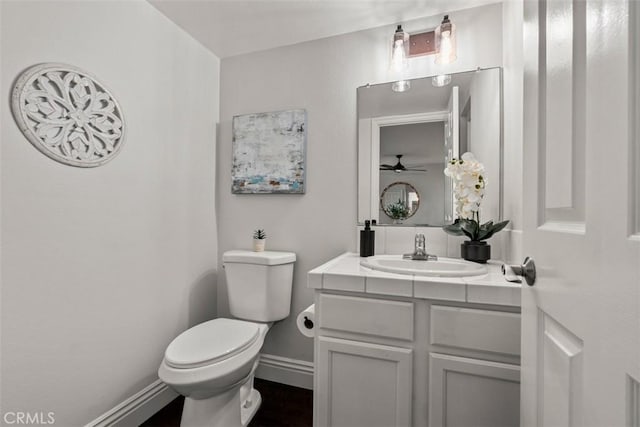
[521,1,640,426]
[444,86,459,223]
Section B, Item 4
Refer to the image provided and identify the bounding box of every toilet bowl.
[159,318,270,426]
[158,250,296,427]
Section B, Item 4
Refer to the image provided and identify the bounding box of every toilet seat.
[165,318,260,369]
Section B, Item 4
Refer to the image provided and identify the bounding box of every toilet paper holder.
[303,316,314,329]
[297,303,316,338]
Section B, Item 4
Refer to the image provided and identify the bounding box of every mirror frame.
[380,181,420,220]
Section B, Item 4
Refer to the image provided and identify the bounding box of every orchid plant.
[442,152,509,242]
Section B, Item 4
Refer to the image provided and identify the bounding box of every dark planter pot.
[461,241,491,263]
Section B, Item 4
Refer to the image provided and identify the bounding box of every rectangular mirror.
[357,67,502,226]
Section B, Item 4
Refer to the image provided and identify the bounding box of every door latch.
[502,257,537,286]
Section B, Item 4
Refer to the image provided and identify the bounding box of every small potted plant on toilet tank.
[253,229,266,252]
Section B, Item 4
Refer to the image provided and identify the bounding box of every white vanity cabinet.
[314,293,521,427]
[309,255,522,427]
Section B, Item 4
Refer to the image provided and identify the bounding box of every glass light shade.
[390,25,409,73]
[435,15,457,65]
[391,80,411,92]
[432,74,452,87]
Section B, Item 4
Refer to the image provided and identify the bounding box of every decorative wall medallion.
[11,63,125,167]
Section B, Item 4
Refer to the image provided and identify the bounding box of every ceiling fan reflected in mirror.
[380,154,427,173]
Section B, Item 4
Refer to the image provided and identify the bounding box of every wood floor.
[141,379,313,427]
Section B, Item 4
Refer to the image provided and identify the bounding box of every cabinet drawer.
[319,294,414,341]
[430,305,520,356]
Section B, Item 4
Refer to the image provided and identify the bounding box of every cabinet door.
[316,336,413,427]
[429,353,520,427]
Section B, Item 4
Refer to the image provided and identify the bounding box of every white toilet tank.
[223,250,296,322]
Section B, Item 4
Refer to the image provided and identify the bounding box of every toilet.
[158,250,296,427]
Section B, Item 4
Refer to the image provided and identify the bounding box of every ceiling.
[149,0,498,58]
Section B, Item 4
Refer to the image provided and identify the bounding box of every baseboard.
[85,379,178,427]
[256,353,314,390]
[85,355,312,426]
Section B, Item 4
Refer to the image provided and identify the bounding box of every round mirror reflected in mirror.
[380,182,420,223]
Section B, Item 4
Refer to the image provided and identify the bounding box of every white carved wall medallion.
[11,63,125,167]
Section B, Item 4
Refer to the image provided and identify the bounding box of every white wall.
[218,3,503,366]
[0,1,219,424]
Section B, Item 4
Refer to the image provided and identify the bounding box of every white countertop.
[308,252,521,307]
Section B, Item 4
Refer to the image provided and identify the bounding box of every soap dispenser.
[360,220,375,257]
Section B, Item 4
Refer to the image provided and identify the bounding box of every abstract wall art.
[11,63,125,167]
[232,109,306,194]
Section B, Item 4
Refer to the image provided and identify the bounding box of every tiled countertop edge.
[308,253,521,307]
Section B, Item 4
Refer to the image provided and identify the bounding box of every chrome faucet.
[403,234,438,261]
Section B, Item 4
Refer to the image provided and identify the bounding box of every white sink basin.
[360,255,488,278]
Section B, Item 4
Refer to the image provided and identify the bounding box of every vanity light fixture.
[391,15,457,62]
[432,74,452,87]
[390,15,457,92]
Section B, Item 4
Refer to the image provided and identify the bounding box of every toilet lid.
[165,318,260,369]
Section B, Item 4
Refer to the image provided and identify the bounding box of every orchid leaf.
[477,221,495,240]
[445,218,510,241]
[460,219,480,240]
[487,219,510,239]
[481,220,494,229]
[442,222,464,236]
[460,228,475,240]
[479,220,510,240]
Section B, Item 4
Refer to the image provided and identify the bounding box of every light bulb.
[390,25,409,73]
[435,15,457,65]
[392,80,411,92]
[391,41,407,72]
[432,74,452,87]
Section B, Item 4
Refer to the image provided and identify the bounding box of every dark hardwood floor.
[140,379,313,427]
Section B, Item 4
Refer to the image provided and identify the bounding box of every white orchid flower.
[444,152,488,221]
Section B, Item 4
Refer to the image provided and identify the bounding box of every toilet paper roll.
[296,304,315,338]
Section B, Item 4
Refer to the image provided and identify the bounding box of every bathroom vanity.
[308,253,521,427]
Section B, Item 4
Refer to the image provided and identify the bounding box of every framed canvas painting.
[232,109,307,194]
